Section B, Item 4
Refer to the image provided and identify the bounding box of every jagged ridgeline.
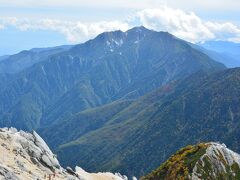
[141,143,240,180]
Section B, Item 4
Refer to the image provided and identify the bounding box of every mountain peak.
[126,26,174,37]
[95,29,124,41]
[127,26,150,32]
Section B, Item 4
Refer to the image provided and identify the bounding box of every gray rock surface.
[0,127,129,180]
[0,165,19,180]
[191,142,240,179]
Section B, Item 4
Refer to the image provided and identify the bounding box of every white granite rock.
[0,127,130,180]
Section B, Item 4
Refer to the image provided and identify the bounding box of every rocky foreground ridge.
[0,128,131,180]
[1,127,240,180]
[142,142,240,180]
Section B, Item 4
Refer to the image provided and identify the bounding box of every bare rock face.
[0,165,20,180]
[0,127,129,180]
[191,142,240,179]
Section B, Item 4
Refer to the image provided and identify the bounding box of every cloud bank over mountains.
[0,17,130,43]
[137,7,240,43]
[0,6,240,43]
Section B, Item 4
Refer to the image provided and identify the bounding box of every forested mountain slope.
[41,68,240,177]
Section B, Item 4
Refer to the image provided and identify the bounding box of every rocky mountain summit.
[142,142,240,180]
[0,127,129,180]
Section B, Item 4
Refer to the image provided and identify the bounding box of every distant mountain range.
[0,26,224,131]
[198,41,240,68]
[1,26,240,178]
[0,45,72,74]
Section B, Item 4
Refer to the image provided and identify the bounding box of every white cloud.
[0,24,4,29]
[134,7,240,43]
[0,17,130,43]
[205,22,240,42]
[0,6,240,43]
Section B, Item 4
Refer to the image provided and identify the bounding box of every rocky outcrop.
[0,127,129,180]
[191,143,240,179]
[142,142,240,180]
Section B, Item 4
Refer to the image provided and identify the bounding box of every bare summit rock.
[0,127,129,180]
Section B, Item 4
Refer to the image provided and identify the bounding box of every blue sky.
[0,0,240,55]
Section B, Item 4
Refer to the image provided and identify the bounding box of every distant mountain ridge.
[0,26,225,130]
[198,41,240,67]
[0,45,72,74]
